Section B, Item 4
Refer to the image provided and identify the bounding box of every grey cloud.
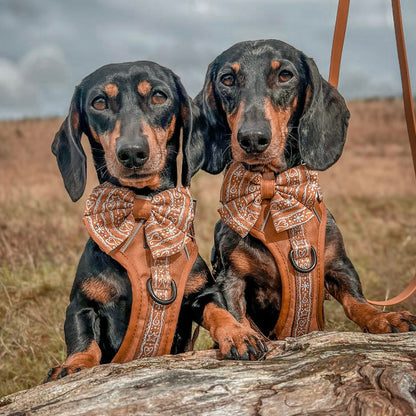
[0,44,73,118]
[20,45,71,86]
[0,58,40,112]
[0,0,415,119]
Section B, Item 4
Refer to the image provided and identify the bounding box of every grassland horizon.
[0,97,415,397]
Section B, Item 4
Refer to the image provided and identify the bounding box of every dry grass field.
[0,98,415,397]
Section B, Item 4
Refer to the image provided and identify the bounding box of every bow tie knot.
[132,198,152,220]
[260,172,276,200]
[83,182,194,258]
[219,162,321,238]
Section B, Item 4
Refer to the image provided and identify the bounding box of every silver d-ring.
[146,278,177,305]
[289,246,317,273]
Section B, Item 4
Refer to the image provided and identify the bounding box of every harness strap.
[249,200,327,339]
[110,230,198,362]
[329,0,416,306]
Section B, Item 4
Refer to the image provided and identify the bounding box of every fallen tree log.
[1,331,416,416]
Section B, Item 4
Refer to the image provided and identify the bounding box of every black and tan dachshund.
[46,61,211,380]
[194,39,416,360]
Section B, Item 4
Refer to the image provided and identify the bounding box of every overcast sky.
[1,0,415,119]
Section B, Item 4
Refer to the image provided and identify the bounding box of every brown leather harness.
[250,193,327,339]
[219,163,327,339]
[109,221,197,362]
[83,131,198,362]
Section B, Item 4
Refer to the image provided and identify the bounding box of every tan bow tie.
[83,182,194,258]
[218,162,321,237]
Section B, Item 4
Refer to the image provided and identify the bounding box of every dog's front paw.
[44,342,101,383]
[203,303,267,360]
[363,310,416,334]
[213,323,267,360]
[44,365,82,383]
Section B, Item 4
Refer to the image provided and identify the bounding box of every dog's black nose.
[237,129,271,154]
[116,136,149,168]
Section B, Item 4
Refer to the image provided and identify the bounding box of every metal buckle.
[146,278,177,305]
[289,246,317,273]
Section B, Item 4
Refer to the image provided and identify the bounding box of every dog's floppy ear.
[52,86,87,202]
[173,76,204,186]
[298,57,350,170]
[194,61,232,174]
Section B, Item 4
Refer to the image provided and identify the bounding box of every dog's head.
[195,39,350,174]
[53,61,199,201]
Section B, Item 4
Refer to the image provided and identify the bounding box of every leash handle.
[329,0,416,306]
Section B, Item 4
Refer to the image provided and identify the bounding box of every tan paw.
[364,310,416,334]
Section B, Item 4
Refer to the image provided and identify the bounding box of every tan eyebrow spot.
[138,81,151,96]
[271,60,281,70]
[105,83,119,98]
[231,62,240,73]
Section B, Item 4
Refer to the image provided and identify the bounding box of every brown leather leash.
[328,0,350,89]
[329,0,416,306]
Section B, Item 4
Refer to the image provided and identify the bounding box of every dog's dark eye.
[278,70,293,83]
[151,91,167,105]
[92,97,108,111]
[220,74,235,87]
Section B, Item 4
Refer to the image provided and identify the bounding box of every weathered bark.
[1,332,416,416]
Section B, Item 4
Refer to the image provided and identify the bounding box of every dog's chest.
[233,236,283,310]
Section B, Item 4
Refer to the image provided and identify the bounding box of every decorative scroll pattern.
[137,258,171,358]
[219,162,322,338]
[289,225,313,337]
[84,182,194,258]
[83,182,196,360]
[219,162,320,237]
